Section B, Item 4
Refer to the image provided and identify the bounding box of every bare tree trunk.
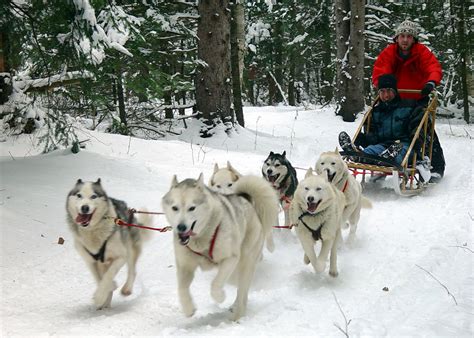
[273,19,284,103]
[196,0,232,137]
[234,2,245,86]
[455,0,470,123]
[335,0,365,122]
[0,31,12,105]
[231,1,244,127]
[116,70,127,128]
[163,59,173,119]
[288,59,296,106]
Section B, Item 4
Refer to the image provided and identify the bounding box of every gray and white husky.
[162,174,279,320]
[66,179,151,309]
[315,150,372,241]
[262,151,298,227]
[290,169,345,277]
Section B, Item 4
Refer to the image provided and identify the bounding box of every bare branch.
[416,264,458,305]
[332,292,351,337]
[448,245,474,253]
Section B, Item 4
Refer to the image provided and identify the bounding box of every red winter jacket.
[372,43,442,99]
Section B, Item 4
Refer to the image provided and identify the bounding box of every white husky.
[162,174,279,320]
[290,169,345,277]
[66,179,151,309]
[315,150,372,240]
[209,161,242,194]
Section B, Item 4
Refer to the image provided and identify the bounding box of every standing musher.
[372,19,445,183]
[372,19,442,101]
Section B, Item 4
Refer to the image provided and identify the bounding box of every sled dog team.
[66,150,371,320]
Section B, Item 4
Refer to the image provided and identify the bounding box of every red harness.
[341,179,349,193]
[186,225,220,262]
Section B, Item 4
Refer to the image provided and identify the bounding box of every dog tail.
[135,208,154,242]
[361,196,372,209]
[234,175,279,252]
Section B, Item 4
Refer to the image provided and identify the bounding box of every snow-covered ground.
[1,106,473,337]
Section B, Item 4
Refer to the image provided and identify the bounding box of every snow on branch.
[14,71,93,93]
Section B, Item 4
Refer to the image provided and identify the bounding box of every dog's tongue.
[76,213,92,225]
[307,200,320,213]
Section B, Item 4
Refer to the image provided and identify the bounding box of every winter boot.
[338,131,357,152]
[416,156,432,182]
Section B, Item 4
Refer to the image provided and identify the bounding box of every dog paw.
[94,290,112,309]
[211,287,226,303]
[182,303,196,317]
[314,259,326,273]
[121,285,132,296]
[94,281,116,308]
[231,307,244,321]
[303,254,310,265]
[329,269,339,278]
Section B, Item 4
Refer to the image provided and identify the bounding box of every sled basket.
[340,89,438,196]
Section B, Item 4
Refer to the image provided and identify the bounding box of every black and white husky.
[262,151,298,226]
[66,179,151,309]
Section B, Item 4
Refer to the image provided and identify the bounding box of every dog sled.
[340,90,438,196]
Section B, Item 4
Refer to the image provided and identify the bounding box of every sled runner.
[340,90,438,196]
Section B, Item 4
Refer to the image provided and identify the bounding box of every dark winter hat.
[378,74,398,92]
[395,20,419,39]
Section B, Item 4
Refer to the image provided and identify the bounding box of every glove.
[421,82,435,97]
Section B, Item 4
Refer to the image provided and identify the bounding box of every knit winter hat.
[395,20,419,38]
[378,74,397,92]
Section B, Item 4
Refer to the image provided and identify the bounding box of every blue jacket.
[368,96,416,144]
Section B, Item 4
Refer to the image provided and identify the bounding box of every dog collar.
[186,224,220,262]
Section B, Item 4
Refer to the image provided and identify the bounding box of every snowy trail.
[1,107,472,337]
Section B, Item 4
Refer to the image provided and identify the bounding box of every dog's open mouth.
[177,221,196,245]
[326,170,336,182]
[75,212,94,226]
[307,200,321,214]
[178,231,192,245]
[267,173,280,183]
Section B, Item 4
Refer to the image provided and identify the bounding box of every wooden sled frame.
[341,89,438,196]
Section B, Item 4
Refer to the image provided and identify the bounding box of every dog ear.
[95,178,102,185]
[334,147,339,153]
[171,175,179,188]
[213,163,219,173]
[197,173,204,187]
[227,161,242,177]
[76,179,83,184]
[269,151,274,156]
[282,150,286,157]
[305,167,313,178]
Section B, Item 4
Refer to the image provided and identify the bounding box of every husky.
[289,169,345,277]
[262,151,298,226]
[66,179,151,309]
[315,149,372,240]
[161,174,279,321]
[209,161,242,194]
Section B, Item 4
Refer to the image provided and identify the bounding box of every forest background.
[0,0,472,151]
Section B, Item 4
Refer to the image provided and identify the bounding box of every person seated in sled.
[338,74,419,166]
[372,19,445,182]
